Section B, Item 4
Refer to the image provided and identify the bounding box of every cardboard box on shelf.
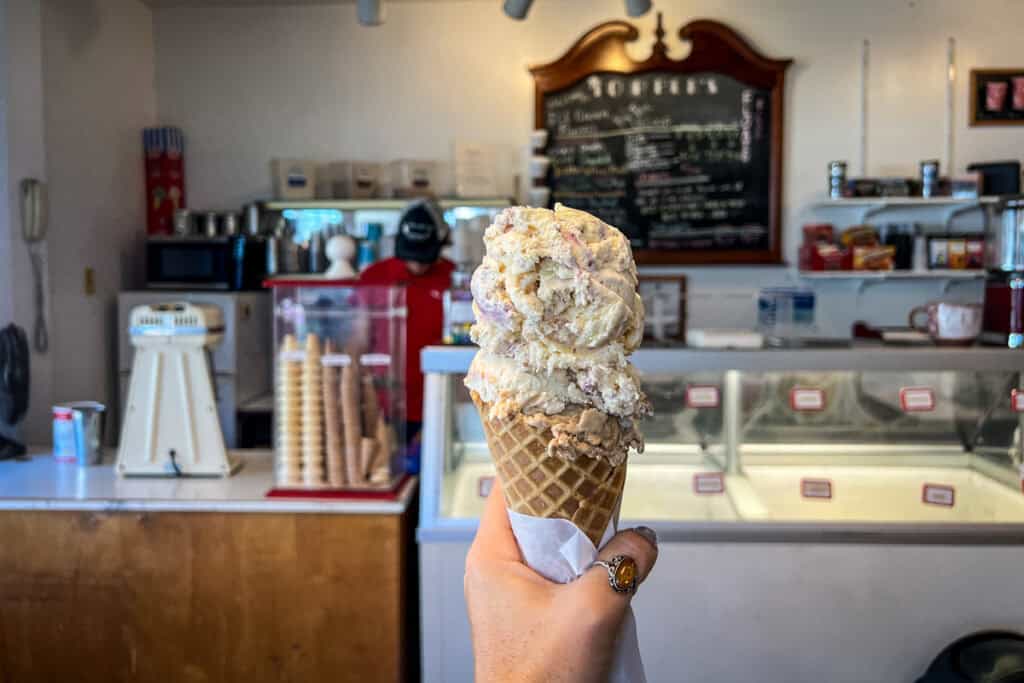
[321,161,382,199]
[271,159,317,200]
[389,160,437,198]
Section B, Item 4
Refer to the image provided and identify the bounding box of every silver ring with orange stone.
[592,555,638,594]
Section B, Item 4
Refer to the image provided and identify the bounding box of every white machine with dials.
[116,302,239,477]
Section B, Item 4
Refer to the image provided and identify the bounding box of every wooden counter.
[0,452,418,683]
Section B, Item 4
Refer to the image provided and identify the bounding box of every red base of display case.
[266,473,411,501]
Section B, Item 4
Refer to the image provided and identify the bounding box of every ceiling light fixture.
[503,0,534,20]
[625,0,652,17]
[358,0,384,26]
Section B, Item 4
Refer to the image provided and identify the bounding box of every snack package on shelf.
[853,245,896,271]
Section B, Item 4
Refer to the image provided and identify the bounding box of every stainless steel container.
[828,161,847,199]
[222,212,240,236]
[245,203,261,236]
[173,209,193,236]
[202,211,219,238]
[265,235,279,275]
[988,196,1024,272]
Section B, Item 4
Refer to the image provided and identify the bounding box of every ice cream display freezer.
[418,345,1024,683]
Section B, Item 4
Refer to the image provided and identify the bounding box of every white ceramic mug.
[909,301,983,345]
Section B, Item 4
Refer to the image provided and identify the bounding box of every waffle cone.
[472,393,624,547]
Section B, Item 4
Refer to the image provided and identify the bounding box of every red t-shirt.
[360,257,454,422]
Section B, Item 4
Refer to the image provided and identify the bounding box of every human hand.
[465,479,658,683]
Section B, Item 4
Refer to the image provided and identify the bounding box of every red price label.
[900,387,935,412]
[790,388,826,412]
[478,476,494,499]
[1012,389,1024,413]
[922,483,955,507]
[686,385,720,409]
[801,478,833,500]
[693,472,725,494]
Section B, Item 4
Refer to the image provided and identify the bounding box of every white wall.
[0,0,54,442]
[150,0,1024,333]
[42,0,156,425]
[0,0,155,442]
[151,0,1024,210]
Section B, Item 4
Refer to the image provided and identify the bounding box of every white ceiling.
[142,0,480,6]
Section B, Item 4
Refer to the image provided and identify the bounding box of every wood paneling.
[0,510,410,683]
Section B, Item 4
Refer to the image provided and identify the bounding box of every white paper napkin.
[507,509,646,683]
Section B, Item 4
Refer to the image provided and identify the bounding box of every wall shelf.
[811,196,999,208]
[262,198,512,211]
[808,196,996,228]
[798,269,985,280]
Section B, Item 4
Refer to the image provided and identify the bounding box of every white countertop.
[0,450,416,515]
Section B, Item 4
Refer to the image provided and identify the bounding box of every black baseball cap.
[395,198,450,264]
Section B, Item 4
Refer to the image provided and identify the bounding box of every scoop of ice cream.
[466,351,646,419]
[466,204,647,422]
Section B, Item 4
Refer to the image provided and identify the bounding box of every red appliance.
[143,127,186,236]
[983,196,1024,348]
[982,274,1024,348]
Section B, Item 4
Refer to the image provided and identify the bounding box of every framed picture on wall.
[970,69,1024,125]
[638,275,687,344]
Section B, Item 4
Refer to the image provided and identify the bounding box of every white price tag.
[900,387,935,413]
[685,385,720,409]
[1012,389,1024,413]
[922,483,955,507]
[478,476,494,499]
[790,388,826,412]
[801,478,833,500]
[693,472,725,495]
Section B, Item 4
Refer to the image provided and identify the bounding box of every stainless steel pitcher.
[988,196,1024,272]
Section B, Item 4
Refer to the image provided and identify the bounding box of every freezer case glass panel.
[433,355,1024,526]
[440,372,739,522]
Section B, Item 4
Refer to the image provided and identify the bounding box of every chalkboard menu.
[531,17,791,265]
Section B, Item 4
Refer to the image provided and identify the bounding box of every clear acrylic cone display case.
[268,280,407,491]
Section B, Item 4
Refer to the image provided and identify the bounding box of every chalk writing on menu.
[544,71,772,251]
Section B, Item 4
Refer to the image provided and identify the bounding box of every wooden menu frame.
[529,15,791,265]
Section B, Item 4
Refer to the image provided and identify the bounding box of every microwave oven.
[146,236,264,290]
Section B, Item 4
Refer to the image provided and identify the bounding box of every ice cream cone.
[472,392,624,548]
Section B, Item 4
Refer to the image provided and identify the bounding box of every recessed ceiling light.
[503,0,534,20]
[358,0,384,26]
[625,0,652,17]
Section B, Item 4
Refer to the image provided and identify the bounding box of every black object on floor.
[0,323,30,427]
[0,434,27,460]
[917,631,1024,682]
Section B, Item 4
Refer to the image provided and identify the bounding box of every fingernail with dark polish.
[633,526,658,548]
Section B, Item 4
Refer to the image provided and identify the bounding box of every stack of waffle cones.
[322,342,345,487]
[300,334,325,485]
[471,392,625,548]
[276,334,397,489]
[275,335,303,486]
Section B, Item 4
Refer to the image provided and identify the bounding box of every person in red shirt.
[361,199,454,468]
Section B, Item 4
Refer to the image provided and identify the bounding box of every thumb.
[577,526,659,607]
